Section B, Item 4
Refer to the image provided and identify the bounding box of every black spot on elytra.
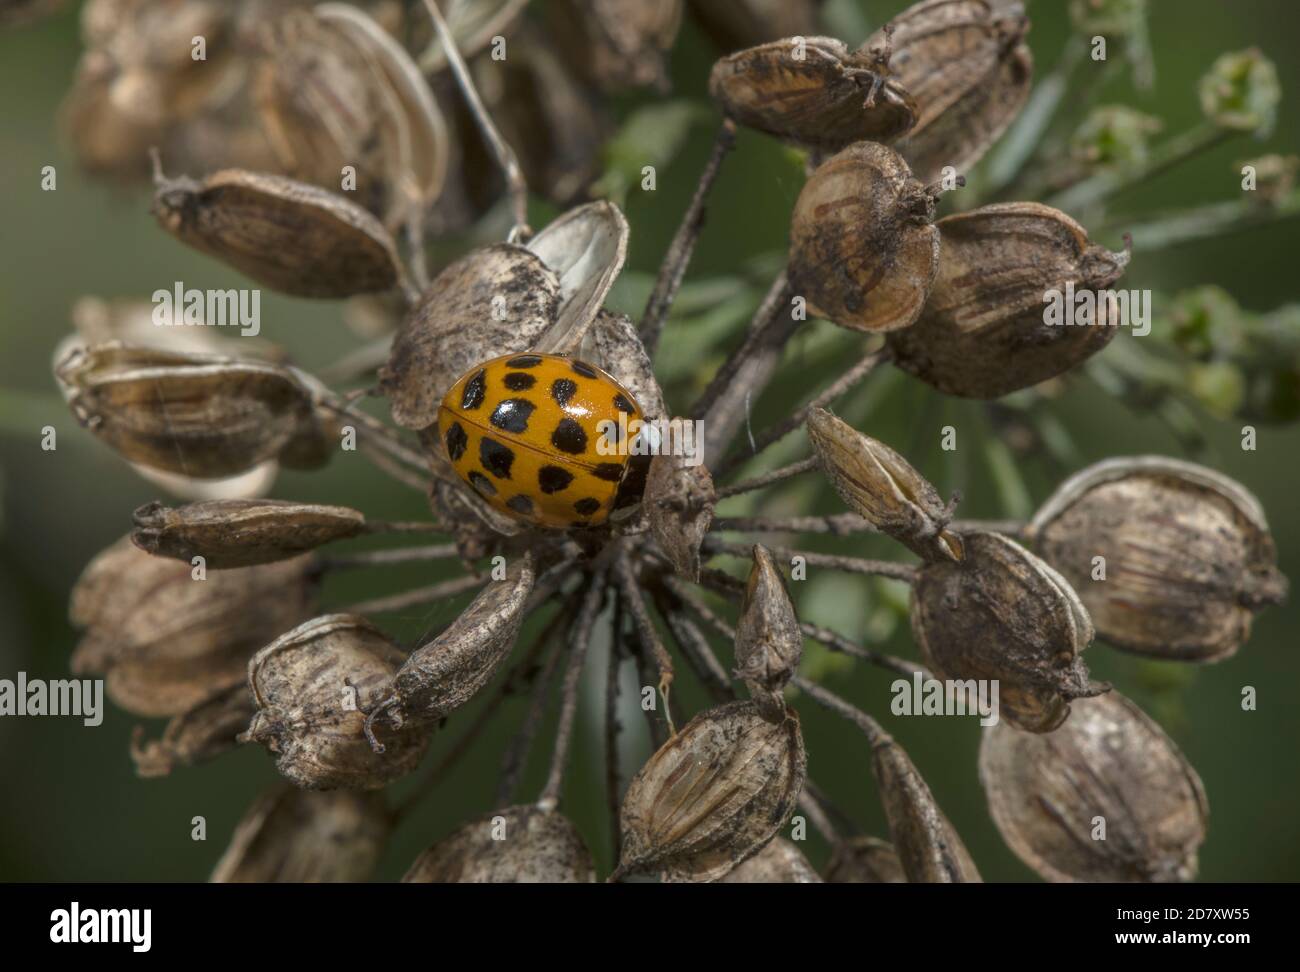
[613,393,635,414]
[468,470,496,496]
[550,378,578,406]
[489,398,535,434]
[551,418,588,454]
[538,465,574,494]
[503,372,535,391]
[444,422,467,461]
[460,369,486,410]
[614,453,651,509]
[573,497,601,517]
[592,462,623,482]
[506,494,535,516]
[479,437,515,478]
[570,360,597,378]
[506,355,542,368]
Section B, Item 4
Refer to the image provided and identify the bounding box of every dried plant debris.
[1027,457,1287,661]
[403,805,596,883]
[617,700,806,882]
[980,691,1209,882]
[824,837,906,883]
[552,0,683,92]
[733,545,802,721]
[131,680,255,778]
[721,838,822,883]
[646,451,715,581]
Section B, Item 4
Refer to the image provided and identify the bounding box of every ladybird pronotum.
[438,353,648,528]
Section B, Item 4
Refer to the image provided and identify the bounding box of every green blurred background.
[2,0,1298,881]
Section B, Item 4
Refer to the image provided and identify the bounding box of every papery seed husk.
[807,408,963,562]
[824,836,906,883]
[1026,457,1287,661]
[70,536,318,717]
[56,342,320,479]
[869,0,1033,184]
[721,838,822,883]
[789,141,939,333]
[419,0,530,73]
[708,36,916,151]
[618,700,806,882]
[152,167,407,298]
[131,498,366,568]
[131,679,255,778]
[689,0,819,53]
[733,544,801,721]
[403,805,596,883]
[211,786,391,883]
[386,553,535,725]
[646,451,715,583]
[243,613,429,789]
[887,202,1130,399]
[591,310,667,420]
[551,0,682,92]
[911,531,1104,733]
[381,245,561,432]
[979,691,1209,882]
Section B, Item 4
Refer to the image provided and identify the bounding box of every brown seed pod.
[824,836,906,883]
[211,786,392,883]
[130,680,255,778]
[152,166,408,299]
[55,343,323,479]
[887,202,1130,398]
[979,691,1209,882]
[872,726,981,882]
[708,35,916,151]
[789,142,943,333]
[688,0,819,53]
[806,409,963,562]
[243,614,430,789]
[733,545,802,721]
[617,700,806,882]
[380,553,535,728]
[645,450,715,582]
[867,0,1033,184]
[721,838,822,883]
[403,805,596,883]
[911,531,1106,733]
[551,0,683,92]
[131,499,366,569]
[1026,457,1287,661]
[591,310,667,421]
[381,245,561,433]
[70,536,318,717]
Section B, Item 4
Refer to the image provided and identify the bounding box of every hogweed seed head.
[403,805,596,883]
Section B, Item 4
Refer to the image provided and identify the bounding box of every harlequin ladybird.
[438,353,650,528]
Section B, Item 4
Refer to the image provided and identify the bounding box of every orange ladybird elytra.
[438,353,649,528]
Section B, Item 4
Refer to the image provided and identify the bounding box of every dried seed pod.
[131,680,255,778]
[527,201,630,354]
[789,142,942,333]
[70,536,318,717]
[418,0,530,72]
[824,836,906,883]
[380,553,535,727]
[721,838,822,883]
[688,0,819,53]
[911,531,1106,733]
[55,342,322,479]
[617,700,806,882]
[403,805,596,883]
[131,499,366,569]
[552,0,682,92]
[592,310,667,420]
[733,545,802,721]
[152,166,408,298]
[243,614,430,789]
[887,202,1131,398]
[807,409,963,562]
[980,691,1209,882]
[708,36,916,151]
[211,786,392,883]
[871,727,981,882]
[1026,457,1287,661]
[645,451,715,582]
[381,245,561,432]
[868,0,1033,183]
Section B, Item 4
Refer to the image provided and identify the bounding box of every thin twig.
[651,583,733,703]
[358,440,432,492]
[613,554,676,735]
[321,543,459,570]
[640,119,737,355]
[791,675,888,745]
[605,592,625,865]
[716,456,819,499]
[711,513,876,535]
[337,572,484,615]
[703,538,917,584]
[538,577,606,811]
[419,0,530,241]
[361,520,446,535]
[1105,190,1300,251]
